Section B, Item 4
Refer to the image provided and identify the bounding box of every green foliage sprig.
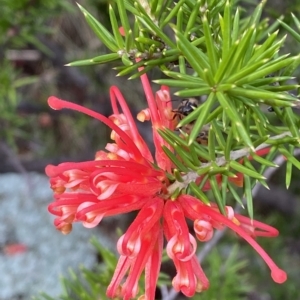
[68,0,300,216]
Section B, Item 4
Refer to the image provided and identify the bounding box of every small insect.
[173,98,199,121]
[173,98,209,145]
[195,126,209,145]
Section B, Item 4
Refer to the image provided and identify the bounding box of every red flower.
[46,73,287,299]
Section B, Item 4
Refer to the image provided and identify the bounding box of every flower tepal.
[46,73,287,299]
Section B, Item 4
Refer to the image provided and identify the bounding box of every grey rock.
[0,173,98,300]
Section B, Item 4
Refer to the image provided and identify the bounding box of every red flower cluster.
[46,74,287,299]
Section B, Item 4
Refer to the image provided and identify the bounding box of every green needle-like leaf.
[211,120,226,150]
[225,127,234,161]
[214,41,238,82]
[217,92,254,150]
[145,56,177,67]
[207,106,223,123]
[188,93,216,145]
[208,125,216,161]
[125,29,134,52]
[228,182,244,207]
[92,53,120,63]
[198,174,209,190]
[191,36,206,47]
[249,30,278,60]
[283,107,300,139]
[221,174,228,206]
[265,84,300,92]
[196,163,211,176]
[232,7,240,43]
[174,28,209,79]
[286,159,293,189]
[291,12,300,29]
[242,26,256,66]
[137,16,176,48]
[175,87,212,98]
[153,79,208,88]
[178,55,187,74]
[177,7,184,32]
[243,156,263,190]
[221,1,231,60]
[135,37,163,47]
[170,187,182,200]
[173,169,184,182]
[116,59,145,76]
[248,0,266,26]
[174,144,199,170]
[285,145,294,189]
[252,135,269,148]
[281,54,300,77]
[226,59,269,84]
[228,87,298,105]
[117,0,132,35]
[258,16,282,41]
[235,55,297,85]
[153,0,167,19]
[162,70,201,82]
[158,128,189,147]
[134,1,152,20]
[208,165,229,176]
[121,54,133,66]
[244,108,251,132]
[257,146,277,175]
[279,19,300,43]
[251,37,286,66]
[223,170,238,178]
[278,146,300,170]
[109,5,124,49]
[194,143,211,162]
[229,160,265,180]
[128,65,154,79]
[184,0,202,38]
[161,0,185,27]
[230,122,240,143]
[145,55,179,66]
[203,68,216,86]
[243,175,253,220]
[265,134,297,144]
[224,26,256,77]
[188,142,202,166]
[252,76,293,87]
[77,4,118,52]
[189,181,211,205]
[67,57,112,67]
[253,116,267,137]
[250,103,269,126]
[159,0,176,21]
[209,176,226,215]
[162,146,189,172]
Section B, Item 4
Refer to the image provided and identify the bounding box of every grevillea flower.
[46,73,287,299]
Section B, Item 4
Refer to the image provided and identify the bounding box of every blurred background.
[0,0,300,299]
